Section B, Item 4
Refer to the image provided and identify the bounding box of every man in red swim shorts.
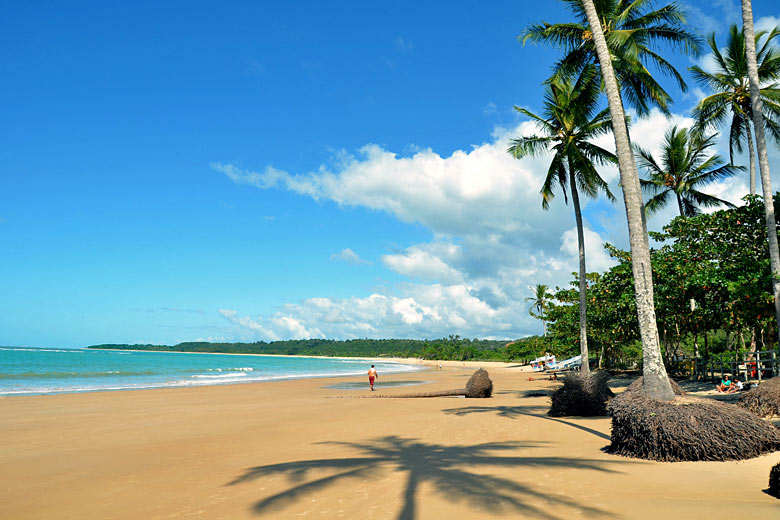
[368,365,378,391]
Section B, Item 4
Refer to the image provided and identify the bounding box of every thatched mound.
[623,376,685,396]
[738,377,780,418]
[465,368,493,398]
[607,391,780,461]
[769,462,780,499]
[548,371,614,417]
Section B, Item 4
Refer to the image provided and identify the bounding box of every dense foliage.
[88,335,547,363]
[543,195,780,367]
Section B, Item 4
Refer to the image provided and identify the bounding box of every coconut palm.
[636,126,741,217]
[741,0,780,347]
[526,284,553,335]
[577,0,675,400]
[508,65,617,376]
[690,24,780,195]
[522,0,701,116]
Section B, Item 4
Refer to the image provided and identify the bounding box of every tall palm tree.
[636,126,741,217]
[522,0,701,116]
[690,24,780,195]
[509,66,617,376]
[578,0,675,400]
[741,0,780,347]
[526,284,553,335]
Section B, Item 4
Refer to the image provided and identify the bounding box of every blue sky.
[2,0,780,347]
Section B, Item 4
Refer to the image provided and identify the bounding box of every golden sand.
[1,361,778,519]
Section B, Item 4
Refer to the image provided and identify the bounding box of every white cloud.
[756,16,780,35]
[559,227,617,274]
[382,243,463,284]
[213,105,773,341]
[330,248,371,265]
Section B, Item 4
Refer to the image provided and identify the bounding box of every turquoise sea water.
[0,347,420,396]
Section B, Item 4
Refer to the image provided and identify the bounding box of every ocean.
[0,347,421,396]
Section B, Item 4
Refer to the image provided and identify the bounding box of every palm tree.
[690,24,780,195]
[741,0,780,348]
[509,66,617,376]
[522,0,701,116]
[526,284,552,335]
[635,126,741,217]
[578,0,675,400]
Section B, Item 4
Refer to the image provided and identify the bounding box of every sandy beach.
[1,361,779,519]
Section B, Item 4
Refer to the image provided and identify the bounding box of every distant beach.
[2,363,779,519]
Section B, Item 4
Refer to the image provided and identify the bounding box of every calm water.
[0,347,420,396]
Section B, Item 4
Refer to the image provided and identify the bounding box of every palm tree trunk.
[580,0,674,400]
[569,158,590,376]
[742,0,780,349]
[746,119,756,195]
[676,193,684,216]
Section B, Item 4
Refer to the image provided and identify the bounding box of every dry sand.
[1,362,779,519]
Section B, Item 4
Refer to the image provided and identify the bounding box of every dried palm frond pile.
[769,462,780,499]
[607,386,780,461]
[465,368,493,398]
[738,377,780,418]
[548,371,614,417]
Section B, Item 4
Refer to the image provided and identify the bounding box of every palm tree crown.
[508,66,616,208]
[526,284,552,334]
[522,0,701,115]
[635,126,741,217]
[690,24,780,193]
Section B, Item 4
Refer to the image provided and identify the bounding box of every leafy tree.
[651,195,778,349]
[522,0,701,115]
[587,246,640,365]
[509,65,616,375]
[690,24,780,195]
[635,125,740,216]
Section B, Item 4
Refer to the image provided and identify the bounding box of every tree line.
[87,336,543,362]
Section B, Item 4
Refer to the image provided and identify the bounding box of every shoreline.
[4,348,530,399]
[1,350,444,398]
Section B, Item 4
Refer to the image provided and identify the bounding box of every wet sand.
[1,362,778,519]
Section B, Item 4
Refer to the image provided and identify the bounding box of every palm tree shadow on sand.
[443,404,612,442]
[229,435,628,519]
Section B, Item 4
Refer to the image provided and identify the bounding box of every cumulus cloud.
[756,16,780,35]
[213,106,762,341]
[382,243,463,284]
[330,248,371,265]
[559,227,617,274]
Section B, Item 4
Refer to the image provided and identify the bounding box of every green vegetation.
[544,195,780,369]
[88,335,546,363]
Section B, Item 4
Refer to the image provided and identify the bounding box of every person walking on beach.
[368,365,378,391]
